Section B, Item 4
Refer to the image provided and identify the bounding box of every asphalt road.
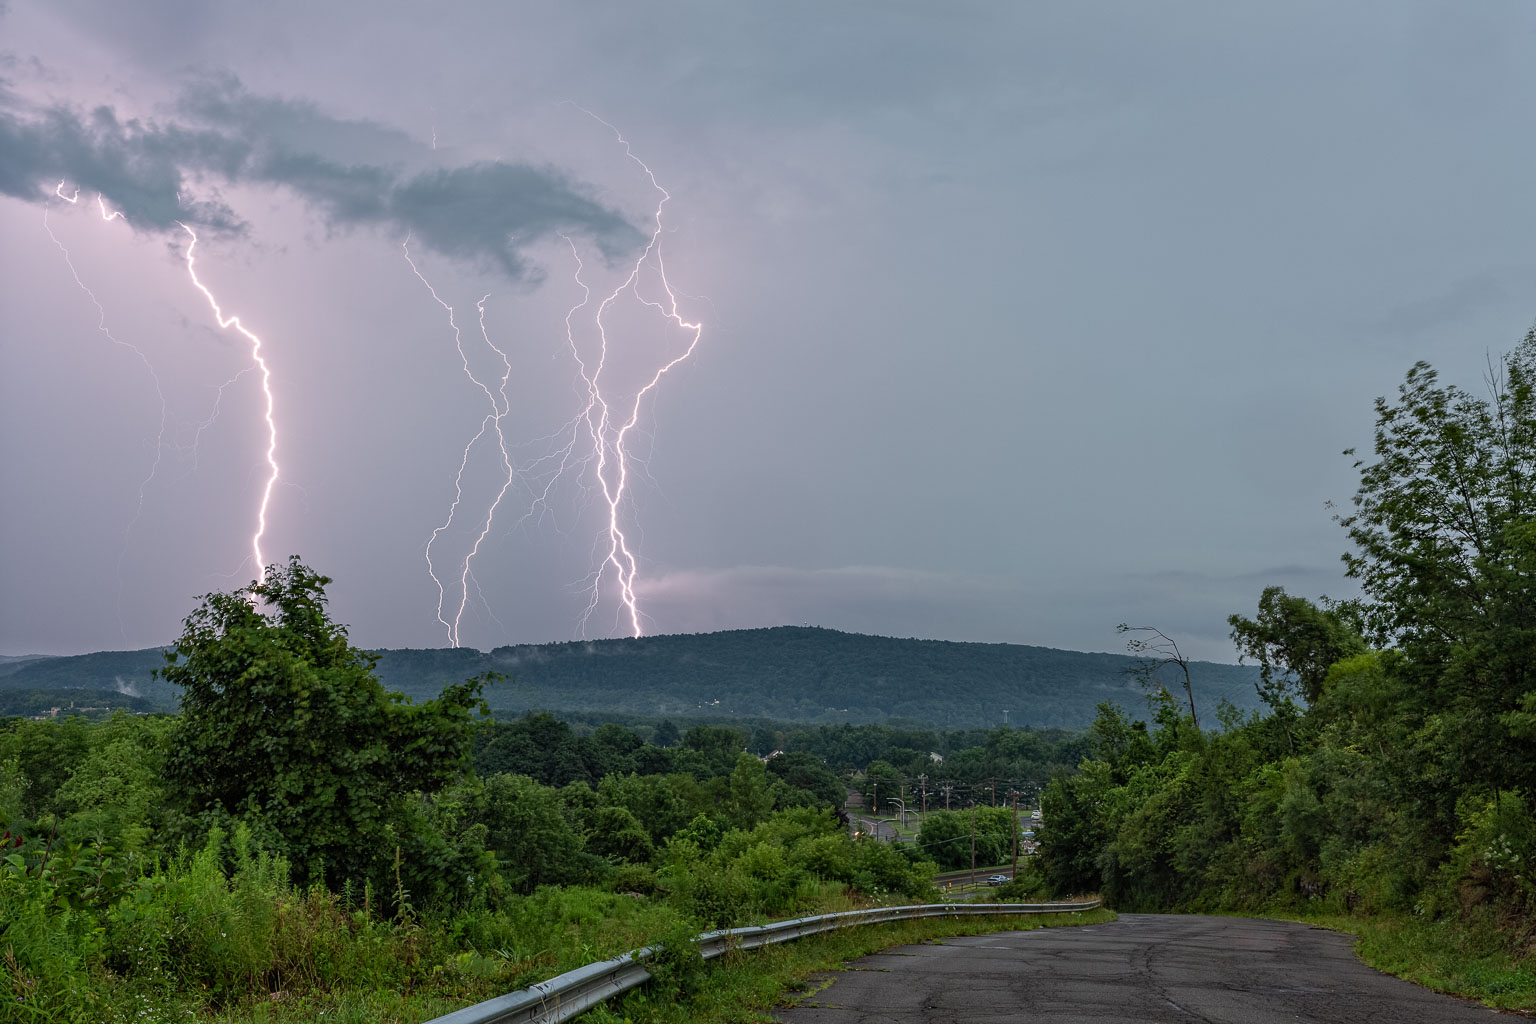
[775,914,1504,1022]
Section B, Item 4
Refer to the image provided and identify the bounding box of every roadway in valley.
[775,914,1503,1023]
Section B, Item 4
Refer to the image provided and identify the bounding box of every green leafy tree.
[765,751,846,809]
[53,713,169,852]
[728,752,774,830]
[159,557,488,889]
[468,773,590,892]
[682,725,747,776]
[586,805,655,864]
[597,772,689,844]
[1340,330,1536,805]
[1228,587,1366,706]
[653,719,681,747]
[916,809,971,869]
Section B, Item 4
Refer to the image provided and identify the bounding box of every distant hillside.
[0,653,59,679]
[0,649,175,705]
[0,626,1264,729]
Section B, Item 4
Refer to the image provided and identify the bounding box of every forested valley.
[0,562,1082,1023]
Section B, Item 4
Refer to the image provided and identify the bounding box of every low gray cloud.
[387,162,640,279]
[0,76,644,277]
[1363,275,1509,338]
[0,103,247,229]
[178,72,422,166]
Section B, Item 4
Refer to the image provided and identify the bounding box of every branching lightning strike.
[177,225,281,577]
[566,113,703,638]
[401,116,703,645]
[43,117,699,646]
[403,239,517,647]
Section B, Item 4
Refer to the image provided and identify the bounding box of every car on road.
[987,874,1010,886]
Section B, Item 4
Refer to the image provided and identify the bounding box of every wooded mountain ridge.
[1,625,1263,729]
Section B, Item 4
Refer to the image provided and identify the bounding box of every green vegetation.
[12,306,1525,1022]
[3,561,1096,1023]
[0,688,159,719]
[0,625,1266,730]
[1038,331,1536,1010]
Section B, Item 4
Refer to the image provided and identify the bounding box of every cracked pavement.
[774,914,1505,1022]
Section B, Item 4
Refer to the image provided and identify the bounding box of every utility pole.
[871,777,878,815]
[918,773,928,815]
[970,802,977,888]
[941,780,954,811]
[1010,789,1020,878]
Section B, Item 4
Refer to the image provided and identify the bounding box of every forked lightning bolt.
[403,116,703,644]
[403,239,516,647]
[567,113,703,638]
[178,225,281,577]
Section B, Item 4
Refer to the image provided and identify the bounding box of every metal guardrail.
[424,899,1101,1024]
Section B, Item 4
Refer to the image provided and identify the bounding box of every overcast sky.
[3,1,1533,662]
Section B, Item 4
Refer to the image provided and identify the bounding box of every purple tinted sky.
[2,1,1534,661]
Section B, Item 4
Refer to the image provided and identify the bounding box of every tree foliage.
[1041,333,1536,937]
[1341,329,1536,798]
[158,557,488,888]
[1228,586,1366,705]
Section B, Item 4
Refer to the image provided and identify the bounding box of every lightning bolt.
[402,239,516,647]
[177,224,281,577]
[401,114,703,643]
[565,112,704,638]
[44,183,170,639]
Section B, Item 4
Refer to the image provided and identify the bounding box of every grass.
[133,904,1534,1022]
[128,896,1104,1024]
[586,908,1116,1024]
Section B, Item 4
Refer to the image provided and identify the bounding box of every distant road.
[776,914,1503,1022]
[847,815,898,841]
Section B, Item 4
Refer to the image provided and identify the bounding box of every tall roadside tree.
[1228,587,1366,708]
[1339,329,1536,808]
[159,557,489,890]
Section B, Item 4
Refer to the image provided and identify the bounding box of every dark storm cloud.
[174,75,645,275]
[0,76,644,276]
[389,163,641,279]
[0,102,247,229]
[251,150,394,223]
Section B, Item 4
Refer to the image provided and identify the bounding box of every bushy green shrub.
[1434,793,1536,917]
[0,848,105,1023]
